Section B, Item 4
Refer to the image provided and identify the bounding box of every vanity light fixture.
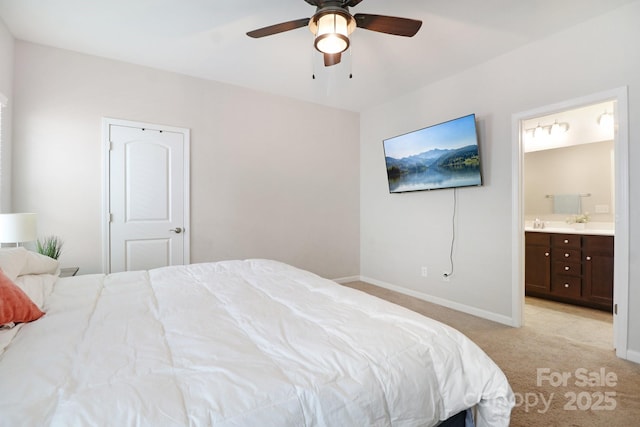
[533,123,546,139]
[550,120,570,136]
[526,120,570,139]
[598,110,614,129]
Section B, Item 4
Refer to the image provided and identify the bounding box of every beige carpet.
[342,281,640,427]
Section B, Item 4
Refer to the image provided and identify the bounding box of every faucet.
[533,218,545,229]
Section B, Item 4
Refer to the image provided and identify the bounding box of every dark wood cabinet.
[525,232,613,311]
[525,233,550,293]
[583,235,614,309]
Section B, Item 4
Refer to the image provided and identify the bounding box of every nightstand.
[60,267,79,277]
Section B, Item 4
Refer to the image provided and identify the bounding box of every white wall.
[11,42,360,280]
[0,17,13,212]
[360,2,640,349]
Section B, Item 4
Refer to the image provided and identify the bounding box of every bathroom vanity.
[525,227,614,312]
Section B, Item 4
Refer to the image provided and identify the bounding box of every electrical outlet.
[442,272,450,282]
[421,267,428,277]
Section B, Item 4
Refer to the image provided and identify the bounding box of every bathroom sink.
[524,221,614,235]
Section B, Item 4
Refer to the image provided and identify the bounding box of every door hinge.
[108,141,114,151]
[108,212,113,223]
[614,303,618,315]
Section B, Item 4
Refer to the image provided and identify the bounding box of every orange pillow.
[0,268,45,326]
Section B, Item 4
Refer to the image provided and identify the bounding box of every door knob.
[169,227,183,234]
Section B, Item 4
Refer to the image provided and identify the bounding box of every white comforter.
[0,260,513,426]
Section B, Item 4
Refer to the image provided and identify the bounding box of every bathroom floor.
[524,296,613,351]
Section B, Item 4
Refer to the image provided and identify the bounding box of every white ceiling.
[0,0,633,112]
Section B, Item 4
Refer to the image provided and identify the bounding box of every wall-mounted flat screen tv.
[383,114,482,193]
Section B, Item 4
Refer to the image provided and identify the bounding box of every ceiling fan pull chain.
[311,40,318,79]
[348,42,353,79]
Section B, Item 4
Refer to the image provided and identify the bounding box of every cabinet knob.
[564,239,569,244]
[564,253,570,258]
[544,252,549,257]
[564,266,570,271]
[586,256,591,261]
[564,283,570,288]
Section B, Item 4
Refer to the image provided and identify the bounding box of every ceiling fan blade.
[324,52,342,67]
[354,14,422,37]
[246,18,310,38]
[346,0,364,7]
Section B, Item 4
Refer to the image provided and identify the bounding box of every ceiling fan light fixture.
[311,10,355,54]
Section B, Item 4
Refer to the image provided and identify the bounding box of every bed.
[0,249,514,426]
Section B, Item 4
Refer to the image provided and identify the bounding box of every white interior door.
[103,119,190,273]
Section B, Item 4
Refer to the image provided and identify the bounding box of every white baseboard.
[332,275,361,284]
[333,275,639,364]
[359,275,515,327]
[625,349,640,364]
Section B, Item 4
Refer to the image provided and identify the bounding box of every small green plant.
[36,235,63,260]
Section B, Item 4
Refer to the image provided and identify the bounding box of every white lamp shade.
[0,213,38,244]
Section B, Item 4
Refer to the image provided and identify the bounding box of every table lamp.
[0,213,37,247]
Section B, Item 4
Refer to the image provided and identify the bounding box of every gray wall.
[360,2,640,351]
[11,42,360,280]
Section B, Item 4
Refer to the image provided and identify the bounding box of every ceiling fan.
[247,0,422,67]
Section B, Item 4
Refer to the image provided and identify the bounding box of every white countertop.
[525,221,614,236]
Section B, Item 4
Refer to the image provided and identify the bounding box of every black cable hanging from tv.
[445,188,457,277]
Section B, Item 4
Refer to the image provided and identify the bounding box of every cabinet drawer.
[583,235,614,255]
[552,248,581,262]
[553,261,581,277]
[551,234,581,249]
[552,275,582,298]
[526,232,550,246]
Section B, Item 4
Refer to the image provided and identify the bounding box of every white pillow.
[20,250,59,276]
[0,248,59,310]
[14,274,57,310]
[0,247,29,281]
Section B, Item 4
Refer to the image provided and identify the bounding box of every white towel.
[553,194,581,214]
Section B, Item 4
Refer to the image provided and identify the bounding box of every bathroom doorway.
[511,88,630,360]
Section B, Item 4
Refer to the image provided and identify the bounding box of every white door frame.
[102,117,190,273]
[511,87,630,360]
